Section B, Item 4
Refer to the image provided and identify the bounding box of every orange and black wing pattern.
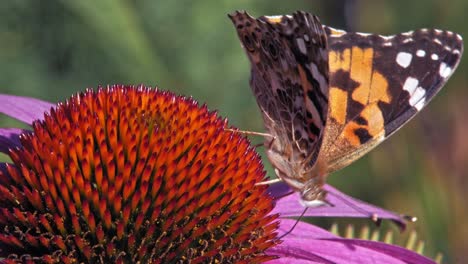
[320,27,463,173]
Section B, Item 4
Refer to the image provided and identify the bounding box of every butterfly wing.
[320,27,464,173]
[229,11,330,191]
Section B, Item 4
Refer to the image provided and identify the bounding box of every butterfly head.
[299,158,328,207]
[300,184,327,208]
[272,161,327,208]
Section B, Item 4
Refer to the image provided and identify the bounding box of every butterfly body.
[229,11,463,206]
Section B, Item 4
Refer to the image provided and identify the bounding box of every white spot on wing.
[403,77,419,94]
[439,62,452,78]
[402,38,413,44]
[416,50,426,57]
[296,38,307,54]
[396,52,413,68]
[414,98,426,111]
[403,77,426,111]
[402,30,414,36]
[380,35,395,40]
[357,32,371,37]
[409,87,426,111]
[431,54,439,60]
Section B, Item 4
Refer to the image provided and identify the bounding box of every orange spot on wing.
[361,104,385,137]
[341,103,385,146]
[346,48,391,105]
[329,87,348,125]
[351,47,374,105]
[342,122,361,146]
[369,71,392,103]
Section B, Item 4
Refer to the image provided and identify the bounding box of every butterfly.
[229,10,463,206]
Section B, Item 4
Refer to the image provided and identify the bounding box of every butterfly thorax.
[265,131,328,204]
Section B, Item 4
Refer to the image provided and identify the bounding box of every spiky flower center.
[0,85,278,263]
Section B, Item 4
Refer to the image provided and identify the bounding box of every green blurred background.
[0,0,466,262]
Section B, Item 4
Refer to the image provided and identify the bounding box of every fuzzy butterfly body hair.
[229,10,463,206]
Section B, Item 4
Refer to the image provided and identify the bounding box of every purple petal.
[331,238,436,264]
[0,94,54,125]
[268,219,435,264]
[269,183,411,229]
[0,128,28,154]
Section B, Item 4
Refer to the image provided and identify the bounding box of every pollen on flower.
[0,85,279,263]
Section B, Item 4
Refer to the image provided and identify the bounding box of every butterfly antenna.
[277,206,308,240]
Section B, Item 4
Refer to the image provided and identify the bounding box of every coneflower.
[0,86,278,263]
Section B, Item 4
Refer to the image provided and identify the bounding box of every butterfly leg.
[226,127,281,184]
[256,137,281,185]
[265,135,276,148]
[255,178,282,186]
[224,128,273,138]
[225,128,276,149]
